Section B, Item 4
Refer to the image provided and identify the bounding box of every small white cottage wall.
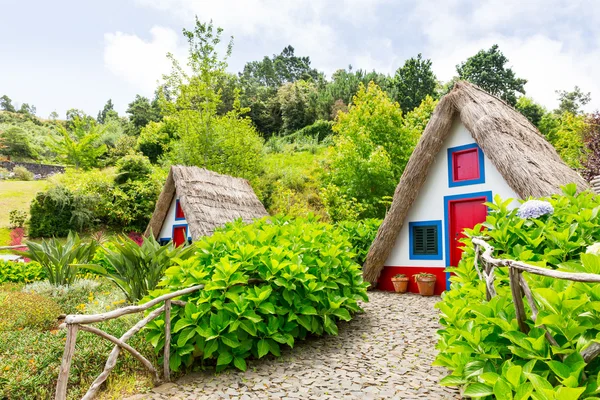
[384,117,519,268]
[158,197,192,241]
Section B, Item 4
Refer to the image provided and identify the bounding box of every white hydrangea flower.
[516,200,554,219]
[586,243,600,255]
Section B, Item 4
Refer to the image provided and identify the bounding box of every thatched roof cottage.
[145,166,268,245]
[363,81,588,294]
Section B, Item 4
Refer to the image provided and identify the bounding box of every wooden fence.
[55,284,204,400]
[472,237,600,363]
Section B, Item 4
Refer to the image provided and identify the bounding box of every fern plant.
[85,235,193,303]
[23,232,98,285]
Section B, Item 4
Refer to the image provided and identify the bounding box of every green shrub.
[28,185,96,237]
[8,209,27,228]
[23,279,101,314]
[0,260,45,283]
[0,167,10,179]
[288,120,334,142]
[337,218,381,266]
[114,153,153,184]
[23,232,98,285]
[12,166,34,181]
[108,178,162,232]
[0,292,61,331]
[85,235,193,303]
[436,185,600,398]
[143,216,369,373]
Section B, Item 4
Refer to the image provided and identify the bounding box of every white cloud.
[103,26,185,95]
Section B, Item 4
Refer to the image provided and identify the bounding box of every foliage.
[29,185,96,237]
[456,44,527,106]
[23,231,98,285]
[436,185,600,399]
[327,82,417,218]
[277,80,319,134]
[0,94,16,112]
[97,98,118,124]
[115,153,153,184]
[0,291,61,331]
[336,218,381,265]
[0,260,45,284]
[161,19,265,182]
[287,120,334,143]
[126,94,162,135]
[23,278,101,314]
[0,126,37,159]
[8,209,27,228]
[392,53,437,113]
[555,86,591,115]
[539,111,587,169]
[320,184,365,223]
[12,165,34,181]
[86,235,193,303]
[516,96,546,128]
[108,177,163,232]
[143,216,369,372]
[581,112,600,181]
[137,118,178,163]
[49,116,107,169]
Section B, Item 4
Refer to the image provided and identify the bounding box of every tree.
[581,112,600,181]
[328,82,417,218]
[49,117,107,169]
[555,86,591,115]
[241,45,321,89]
[49,111,59,120]
[137,118,178,163]
[0,127,37,159]
[277,80,319,134]
[392,54,437,113]
[539,111,587,169]
[515,96,546,127]
[161,18,264,181]
[97,99,118,124]
[0,95,16,112]
[17,103,36,115]
[456,44,527,105]
[126,95,161,134]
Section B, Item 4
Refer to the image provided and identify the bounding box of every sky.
[1,0,599,118]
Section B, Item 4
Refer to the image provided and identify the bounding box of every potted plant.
[391,273,409,293]
[414,273,436,296]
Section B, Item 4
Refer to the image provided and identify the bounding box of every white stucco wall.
[384,117,519,268]
[158,197,192,241]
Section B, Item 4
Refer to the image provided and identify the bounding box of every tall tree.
[456,44,527,105]
[0,127,37,159]
[0,95,16,112]
[515,96,546,128]
[97,99,118,123]
[49,117,107,169]
[392,54,437,113]
[555,86,591,115]
[17,103,36,115]
[126,95,161,134]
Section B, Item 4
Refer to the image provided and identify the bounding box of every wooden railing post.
[509,267,530,334]
[164,299,172,382]
[55,324,79,400]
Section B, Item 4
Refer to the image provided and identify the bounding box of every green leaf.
[464,383,494,397]
[493,379,513,400]
[173,318,194,333]
[547,360,571,380]
[332,308,351,321]
[257,339,269,358]
[555,387,585,400]
[258,302,276,314]
[233,356,247,371]
[439,375,466,386]
[216,351,233,366]
[505,365,522,388]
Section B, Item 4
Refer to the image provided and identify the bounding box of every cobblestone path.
[130,291,460,400]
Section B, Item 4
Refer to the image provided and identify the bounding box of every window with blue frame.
[447,143,485,187]
[409,220,443,260]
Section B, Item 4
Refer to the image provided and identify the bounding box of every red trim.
[377,266,446,295]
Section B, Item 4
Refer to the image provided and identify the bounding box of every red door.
[449,197,488,266]
[173,226,187,247]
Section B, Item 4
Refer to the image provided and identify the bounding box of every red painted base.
[377,266,447,295]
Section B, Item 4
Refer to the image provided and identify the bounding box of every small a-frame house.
[363,81,589,294]
[145,166,268,246]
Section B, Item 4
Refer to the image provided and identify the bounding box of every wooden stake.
[164,299,172,382]
[509,268,529,334]
[55,324,79,400]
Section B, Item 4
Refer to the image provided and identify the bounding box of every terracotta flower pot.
[416,276,436,296]
[391,276,409,293]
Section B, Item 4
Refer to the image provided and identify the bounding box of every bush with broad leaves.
[143,216,369,372]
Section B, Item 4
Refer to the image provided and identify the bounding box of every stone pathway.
[131,291,460,400]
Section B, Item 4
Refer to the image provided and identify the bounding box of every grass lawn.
[0,180,47,228]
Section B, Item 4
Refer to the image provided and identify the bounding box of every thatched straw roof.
[363,81,589,285]
[145,166,268,240]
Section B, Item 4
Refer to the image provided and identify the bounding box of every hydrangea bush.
[143,216,369,372]
[436,184,600,399]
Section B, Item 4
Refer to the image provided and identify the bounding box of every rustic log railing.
[472,238,600,363]
[55,284,204,400]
